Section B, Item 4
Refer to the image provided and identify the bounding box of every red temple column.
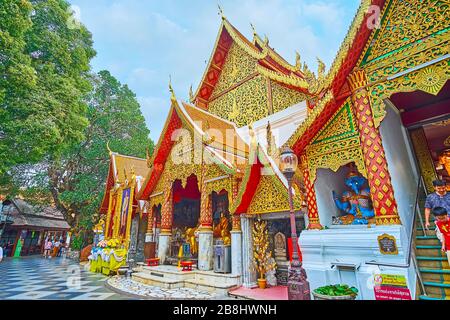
[348,70,400,225]
[300,154,323,230]
[160,187,173,235]
[199,187,213,231]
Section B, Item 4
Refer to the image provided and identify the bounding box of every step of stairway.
[420,268,450,281]
[416,256,449,269]
[419,294,449,300]
[132,272,184,289]
[423,281,450,296]
[416,228,436,236]
[416,235,441,246]
[416,245,446,257]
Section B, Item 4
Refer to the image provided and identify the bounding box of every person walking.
[432,207,450,266]
[44,238,52,259]
[0,245,3,263]
[425,180,450,229]
[53,238,61,257]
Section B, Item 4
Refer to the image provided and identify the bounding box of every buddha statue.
[184,224,199,256]
[213,212,231,245]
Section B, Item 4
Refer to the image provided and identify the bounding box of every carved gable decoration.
[306,101,367,182]
[361,0,449,65]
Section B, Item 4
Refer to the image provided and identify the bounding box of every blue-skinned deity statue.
[332,168,375,225]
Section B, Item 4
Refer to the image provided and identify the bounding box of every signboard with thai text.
[373,274,412,300]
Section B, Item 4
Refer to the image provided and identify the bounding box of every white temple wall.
[314,166,349,227]
[379,100,420,234]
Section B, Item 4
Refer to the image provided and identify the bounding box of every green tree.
[0,0,96,174]
[46,70,154,229]
[0,0,36,173]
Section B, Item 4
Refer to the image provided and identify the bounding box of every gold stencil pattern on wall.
[365,0,450,63]
[208,75,268,127]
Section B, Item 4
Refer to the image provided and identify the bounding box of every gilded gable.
[361,0,449,65]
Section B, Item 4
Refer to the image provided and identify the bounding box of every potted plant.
[313,284,358,300]
[252,219,276,289]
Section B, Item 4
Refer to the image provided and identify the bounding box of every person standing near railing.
[424,180,450,231]
[432,207,450,267]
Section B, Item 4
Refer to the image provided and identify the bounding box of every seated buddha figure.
[213,212,231,245]
[332,167,375,225]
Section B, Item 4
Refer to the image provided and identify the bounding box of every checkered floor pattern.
[0,256,134,300]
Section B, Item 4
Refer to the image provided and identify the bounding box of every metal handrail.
[365,176,427,295]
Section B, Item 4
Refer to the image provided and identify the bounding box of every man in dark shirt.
[425,180,450,229]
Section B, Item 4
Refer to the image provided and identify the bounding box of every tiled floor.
[0,256,134,300]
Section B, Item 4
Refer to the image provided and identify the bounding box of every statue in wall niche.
[332,166,375,225]
[274,232,287,261]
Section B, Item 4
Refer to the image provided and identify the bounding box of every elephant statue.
[332,168,375,225]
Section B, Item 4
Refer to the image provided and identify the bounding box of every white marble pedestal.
[157,233,171,264]
[231,230,242,281]
[198,231,214,271]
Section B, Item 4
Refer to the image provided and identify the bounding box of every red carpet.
[229,286,288,300]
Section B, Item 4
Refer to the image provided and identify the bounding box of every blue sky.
[69,0,361,142]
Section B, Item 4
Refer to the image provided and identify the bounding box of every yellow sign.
[374,274,407,287]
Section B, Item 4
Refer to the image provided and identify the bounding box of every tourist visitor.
[432,207,450,266]
[53,238,61,257]
[44,238,52,259]
[424,180,450,229]
[0,245,3,263]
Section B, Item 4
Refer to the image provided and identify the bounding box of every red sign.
[373,274,412,300]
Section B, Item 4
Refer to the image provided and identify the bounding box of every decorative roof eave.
[286,0,388,154]
[310,0,386,95]
[257,64,310,92]
[138,98,244,200]
[231,143,299,215]
[287,91,335,151]
[194,16,308,104]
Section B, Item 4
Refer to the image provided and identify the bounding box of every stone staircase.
[132,265,241,296]
[416,218,450,300]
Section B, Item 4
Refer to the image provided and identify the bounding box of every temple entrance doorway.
[387,80,450,194]
[168,175,201,265]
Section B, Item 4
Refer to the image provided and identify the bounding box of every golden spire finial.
[146,147,153,168]
[263,34,269,46]
[250,23,257,36]
[123,168,128,181]
[295,51,302,70]
[317,57,326,79]
[169,75,176,102]
[106,141,113,156]
[189,84,194,102]
[218,4,225,20]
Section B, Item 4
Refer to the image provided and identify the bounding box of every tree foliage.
[10,71,153,231]
[0,1,154,236]
[0,0,96,174]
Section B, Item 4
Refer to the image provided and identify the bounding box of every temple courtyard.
[0,257,237,300]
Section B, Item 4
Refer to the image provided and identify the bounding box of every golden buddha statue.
[213,212,231,245]
[184,224,199,256]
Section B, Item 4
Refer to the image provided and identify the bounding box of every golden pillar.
[410,128,438,194]
[231,177,241,232]
[348,70,400,225]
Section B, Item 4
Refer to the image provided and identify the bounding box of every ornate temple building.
[100,149,150,262]
[96,0,449,299]
[288,0,449,300]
